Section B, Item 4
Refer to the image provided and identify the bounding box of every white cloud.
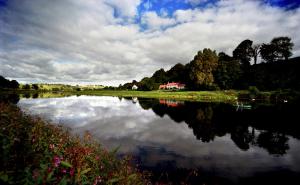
[141,11,176,30]
[104,0,141,18]
[0,0,300,85]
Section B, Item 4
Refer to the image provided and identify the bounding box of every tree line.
[0,76,19,89]
[120,36,298,91]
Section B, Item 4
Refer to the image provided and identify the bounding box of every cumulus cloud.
[0,0,299,85]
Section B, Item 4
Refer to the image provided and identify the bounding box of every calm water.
[15,95,300,184]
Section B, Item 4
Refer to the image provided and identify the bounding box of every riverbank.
[78,90,238,102]
[0,103,148,184]
[2,89,239,102]
[2,89,300,103]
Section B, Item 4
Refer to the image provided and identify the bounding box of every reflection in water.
[17,96,300,184]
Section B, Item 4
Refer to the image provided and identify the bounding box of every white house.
[132,85,138,90]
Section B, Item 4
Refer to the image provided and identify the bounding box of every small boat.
[234,102,252,111]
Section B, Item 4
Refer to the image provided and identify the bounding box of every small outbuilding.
[132,85,138,90]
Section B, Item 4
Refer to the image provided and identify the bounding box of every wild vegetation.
[0,103,149,185]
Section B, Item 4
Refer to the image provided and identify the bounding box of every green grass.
[0,103,149,185]
[77,90,238,102]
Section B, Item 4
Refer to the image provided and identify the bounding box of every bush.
[248,86,260,99]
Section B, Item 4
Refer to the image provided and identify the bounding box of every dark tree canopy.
[151,68,168,83]
[261,37,294,62]
[233,39,254,67]
[0,76,20,89]
[270,36,294,61]
[260,43,277,63]
[214,52,241,89]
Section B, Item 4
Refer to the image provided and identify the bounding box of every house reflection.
[159,99,184,107]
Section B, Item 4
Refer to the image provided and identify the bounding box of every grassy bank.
[0,103,148,185]
[77,90,238,102]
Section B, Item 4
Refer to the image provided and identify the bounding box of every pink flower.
[96,155,100,160]
[61,169,67,174]
[53,156,61,167]
[70,168,75,177]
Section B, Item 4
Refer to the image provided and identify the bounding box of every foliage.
[0,76,19,89]
[233,39,254,67]
[261,37,294,62]
[270,36,294,61]
[186,48,219,89]
[0,103,149,185]
[32,84,39,90]
[214,52,242,89]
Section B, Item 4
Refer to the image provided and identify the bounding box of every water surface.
[17,95,300,184]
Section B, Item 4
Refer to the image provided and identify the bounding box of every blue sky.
[0,0,300,85]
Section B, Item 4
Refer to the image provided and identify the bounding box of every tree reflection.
[138,99,299,156]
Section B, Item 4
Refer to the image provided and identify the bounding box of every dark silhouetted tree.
[233,39,254,67]
[271,36,294,61]
[167,63,187,83]
[23,84,31,90]
[214,52,241,89]
[32,84,39,90]
[151,68,168,83]
[260,43,276,62]
[261,37,294,62]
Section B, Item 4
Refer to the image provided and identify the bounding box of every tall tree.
[214,52,241,89]
[187,48,218,89]
[260,36,294,62]
[167,63,186,82]
[260,43,276,63]
[233,39,254,66]
[151,68,168,83]
[270,36,294,61]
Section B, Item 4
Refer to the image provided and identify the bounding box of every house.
[132,85,138,90]
[159,82,185,90]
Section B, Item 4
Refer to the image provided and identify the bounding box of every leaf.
[107,177,122,184]
[46,171,54,182]
[110,145,121,155]
[58,177,67,185]
[80,168,91,175]
[60,161,72,168]
[128,174,137,181]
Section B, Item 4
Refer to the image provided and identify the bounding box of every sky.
[0,0,300,86]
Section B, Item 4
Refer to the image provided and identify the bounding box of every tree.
[214,52,241,89]
[151,68,168,83]
[23,84,31,90]
[260,43,277,62]
[187,48,218,89]
[10,80,19,89]
[167,63,186,83]
[233,39,254,67]
[270,36,294,61]
[32,84,39,90]
[260,36,294,62]
[138,77,157,91]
